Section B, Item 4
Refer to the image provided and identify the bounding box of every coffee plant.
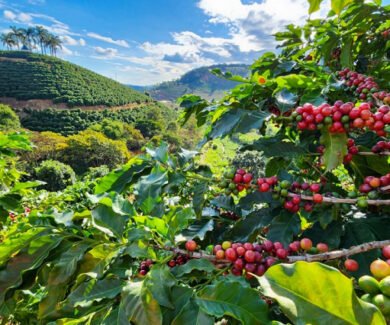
[1,1,390,324]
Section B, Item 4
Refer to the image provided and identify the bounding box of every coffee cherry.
[222,241,232,250]
[225,248,238,262]
[242,173,253,184]
[243,243,254,250]
[234,258,245,270]
[313,193,323,203]
[370,260,390,279]
[259,183,270,192]
[233,174,243,183]
[383,246,390,259]
[316,243,329,253]
[213,245,222,253]
[244,250,256,263]
[236,246,246,256]
[263,240,273,252]
[300,238,313,251]
[310,184,321,193]
[215,250,225,260]
[276,248,288,259]
[185,240,197,251]
[289,241,301,252]
[345,259,359,272]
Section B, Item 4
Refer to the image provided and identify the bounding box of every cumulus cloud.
[87,32,129,48]
[4,10,32,23]
[60,35,86,46]
[93,46,118,58]
[197,0,330,52]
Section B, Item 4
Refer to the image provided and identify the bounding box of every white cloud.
[59,45,73,56]
[60,35,86,46]
[87,32,129,48]
[93,46,118,58]
[197,0,330,52]
[4,10,32,23]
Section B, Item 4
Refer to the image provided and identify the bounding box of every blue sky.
[0,0,389,85]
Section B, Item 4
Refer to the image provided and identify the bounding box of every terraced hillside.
[0,51,151,107]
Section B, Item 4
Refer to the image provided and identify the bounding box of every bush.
[123,124,145,151]
[0,104,20,131]
[89,119,124,140]
[34,160,75,191]
[63,130,130,174]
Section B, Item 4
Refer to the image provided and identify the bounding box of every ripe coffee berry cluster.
[272,179,323,213]
[219,168,254,195]
[343,138,359,164]
[292,101,390,136]
[167,252,191,268]
[371,140,390,154]
[338,68,390,104]
[138,259,154,276]
[213,238,327,279]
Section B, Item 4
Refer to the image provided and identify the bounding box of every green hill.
[0,51,151,107]
[139,64,249,101]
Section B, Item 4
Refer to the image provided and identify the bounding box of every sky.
[0,0,388,86]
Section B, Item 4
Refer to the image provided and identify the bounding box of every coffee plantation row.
[0,51,150,107]
[1,0,390,324]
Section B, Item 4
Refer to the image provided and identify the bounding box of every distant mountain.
[0,51,151,108]
[130,64,250,101]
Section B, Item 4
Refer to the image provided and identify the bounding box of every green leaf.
[0,227,48,265]
[91,203,129,238]
[134,166,168,214]
[267,212,301,247]
[0,234,63,304]
[340,37,353,68]
[178,94,210,127]
[171,259,216,277]
[64,277,124,308]
[119,281,162,325]
[165,207,196,239]
[257,262,385,325]
[38,242,91,319]
[144,264,177,309]
[178,219,214,241]
[307,0,325,14]
[209,108,270,139]
[193,182,208,218]
[162,286,194,325]
[195,280,270,325]
[95,157,151,194]
[321,129,348,171]
[274,88,298,112]
[275,74,314,90]
[172,298,214,325]
[331,0,353,15]
[244,137,306,158]
[226,209,274,243]
[146,142,174,167]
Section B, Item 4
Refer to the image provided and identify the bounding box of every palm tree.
[0,33,17,50]
[45,34,62,56]
[8,26,25,50]
[34,26,50,54]
[24,27,37,51]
